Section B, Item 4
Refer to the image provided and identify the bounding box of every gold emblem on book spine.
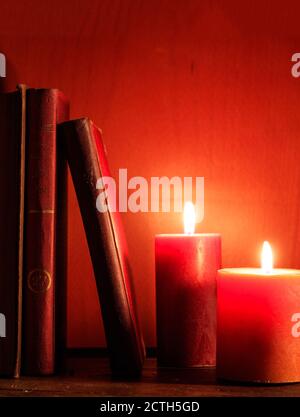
[27,269,51,293]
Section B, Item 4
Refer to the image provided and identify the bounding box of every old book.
[59,118,145,377]
[0,85,26,377]
[23,89,69,375]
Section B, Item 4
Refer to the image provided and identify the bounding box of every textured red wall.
[1,0,300,347]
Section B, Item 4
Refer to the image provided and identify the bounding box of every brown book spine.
[23,89,69,375]
[0,85,26,377]
[60,118,145,377]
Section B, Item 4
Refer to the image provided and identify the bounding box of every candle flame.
[261,241,273,273]
[183,202,196,234]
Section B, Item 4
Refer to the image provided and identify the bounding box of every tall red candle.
[155,203,221,367]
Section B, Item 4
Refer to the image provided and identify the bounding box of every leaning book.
[59,118,145,377]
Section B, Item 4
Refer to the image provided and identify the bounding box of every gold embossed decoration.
[27,269,51,293]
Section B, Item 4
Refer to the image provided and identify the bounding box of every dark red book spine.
[0,85,26,377]
[23,89,69,375]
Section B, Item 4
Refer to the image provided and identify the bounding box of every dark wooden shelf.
[0,357,300,397]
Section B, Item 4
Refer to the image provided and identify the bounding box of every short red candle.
[155,230,221,367]
[217,242,300,383]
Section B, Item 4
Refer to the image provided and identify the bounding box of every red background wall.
[1,0,300,348]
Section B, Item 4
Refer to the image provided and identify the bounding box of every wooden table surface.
[0,356,300,397]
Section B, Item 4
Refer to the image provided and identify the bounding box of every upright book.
[59,118,145,377]
[23,89,69,375]
[0,85,26,377]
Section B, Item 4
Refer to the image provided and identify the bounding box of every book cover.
[59,118,145,377]
[0,85,26,377]
[23,88,69,375]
